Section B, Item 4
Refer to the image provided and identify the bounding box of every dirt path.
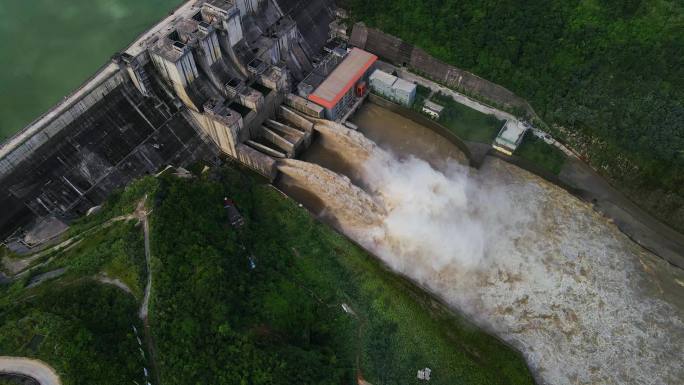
[96,275,134,296]
[137,197,152,320]
[0,357,61,385]
[131,196,162,385]
[2,198,155,384]
[2,254,42,275]
[26,268,67,288]
[2,239,74,275]
[387,64,516,122]
[344,302,366,381]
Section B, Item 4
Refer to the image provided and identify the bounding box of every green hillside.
[345,0,684,231]
[149,165,534,385]
[1,165,534,385]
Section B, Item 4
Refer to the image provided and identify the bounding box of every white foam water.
[286,121,684,384]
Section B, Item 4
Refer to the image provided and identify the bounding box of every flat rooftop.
[126,0,234,59]
[393,77,416,93]
[423,100,444,113]
[496,120,527,147]
[308,48,377,109]
[369,69,396,85]
[204,0,235,12]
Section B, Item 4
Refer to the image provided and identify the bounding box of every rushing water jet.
[282,109,684,385]
[311,120,378,166]
[277,159,385,230]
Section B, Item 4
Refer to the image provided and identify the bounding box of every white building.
[392,78,416,105]
[422,100,444,119]
[493,120,527,155]
[369,69,417,106]
[417,367,432,381]
[369,70,396,98]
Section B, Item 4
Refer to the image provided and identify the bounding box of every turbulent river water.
[0,0,182,141]
[278,103,684,385]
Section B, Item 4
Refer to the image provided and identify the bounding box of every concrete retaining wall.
[351,24,532,115]
[0,0,331,240]
[263,128,294,153]
[367,94,582,196]
[0,72,216,239]
[236,143,278,180]
[285,93,324,118]
[244,91,285,137]
[278,106,314,132]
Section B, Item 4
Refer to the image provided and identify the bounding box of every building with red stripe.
[307,48,378,120]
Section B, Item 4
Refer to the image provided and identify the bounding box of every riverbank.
[290,103,684,384]
[364,88,684,269]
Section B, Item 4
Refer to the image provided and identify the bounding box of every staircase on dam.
[247,118,308,158]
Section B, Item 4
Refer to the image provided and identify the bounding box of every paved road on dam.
[140,204,152,320]
[0,357,61,385]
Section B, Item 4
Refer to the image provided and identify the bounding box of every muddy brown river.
[277,102,684,385]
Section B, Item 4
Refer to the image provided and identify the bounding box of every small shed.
[493,120,527,155]
[417,367,432,381]
[422,101,444,119]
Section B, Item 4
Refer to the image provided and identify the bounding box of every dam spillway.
[0,73,216,236]
[278,104,684,385]
[277,158,385,229]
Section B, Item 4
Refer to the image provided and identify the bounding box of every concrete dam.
[2,1,683,384]
[0,0,337,239]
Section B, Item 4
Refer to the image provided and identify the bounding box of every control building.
[307,48,378,120]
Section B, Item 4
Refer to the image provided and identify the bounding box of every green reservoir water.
[0,0,182,142]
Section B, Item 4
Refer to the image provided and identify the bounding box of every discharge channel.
[276,103,684,385]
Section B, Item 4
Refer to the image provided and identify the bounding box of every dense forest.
[345,0,684,231]
[0,283,143,385]
[0,166,534,385]
[148,165,534,385]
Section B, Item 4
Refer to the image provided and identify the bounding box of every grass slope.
[431,93,504,143]
[516,133,567,175]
